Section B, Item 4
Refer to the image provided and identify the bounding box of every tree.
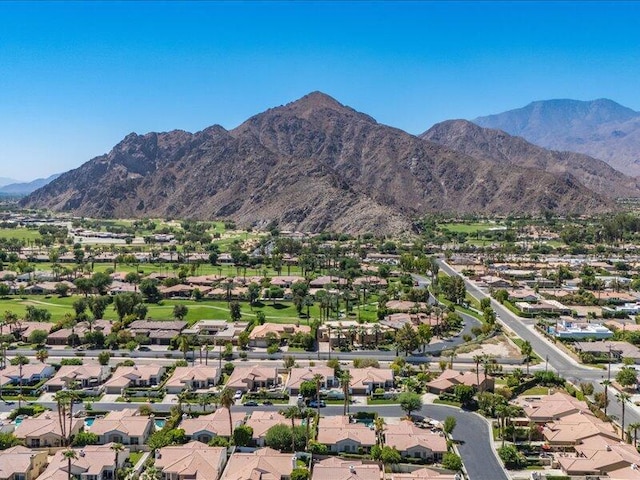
[36,349,49,364]
[232,425,253,446]
[280,406,301,453]
[247,283,261,309]
[264,424,306,452]
[290,468,310,480]
[340,371,352,416]
[398,392,422,418]
[616,367,637,388]
[520,341,533,376]
[417,323,432,352]
[63,449,77,480]
[0,432,21,449]
[299,380,317,400]
[379,445,401,469]
[618,392,632,439]
[219,388,236,437]
[72,431,99,447]
[441,452,462,471]
[98,351,111,366]
[395,323,419,355]
[12,355,29,408]
[229,301,242,322]
[498,444,526,469]
[443,416,457,435]
[173,304,189,321]
[453,384,475,406]
[28,329,48,346]
[602,379,612,416]
[629,422,640,447]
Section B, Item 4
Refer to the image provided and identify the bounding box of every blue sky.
[1,1,639,180]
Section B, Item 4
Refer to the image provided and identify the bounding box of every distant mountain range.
[21,92,637,233]
[0,174,61,196]
[474,99,640,176]
[0,177,18,188]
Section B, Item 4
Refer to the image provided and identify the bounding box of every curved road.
[437,258,640,430]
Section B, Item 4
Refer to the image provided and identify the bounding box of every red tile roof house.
[103,364,165,395]
[316,416,376,453]
[45,320,112,346]
[14,413,83,449]
[179,408,246,443]
[248,323,311,348]
[515,391,591,424]
[36,443,129,480]
[426,369,494,394]
[225,365,280,393]
[384,420,448,462]
[285,366,337,395]
[219,447,295,480]
[245,410,303,447]
[155,441,228,480]
[0,363,56,388]
[311,457,382,480]
[391,468,459,479]
[0,445,48,480]
[45,364,110,392]
[128,320,187,345]
[165,365,221,394]
[87,408,153,449]
[348,367,395,396]
[556,435,640,477]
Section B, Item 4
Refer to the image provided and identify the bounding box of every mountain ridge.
[22,92,616,233]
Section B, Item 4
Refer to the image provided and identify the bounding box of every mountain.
[473,99,640,176]
[0,174,61,195]
[22,92,613,234]
[421,120,640,199]
[0,177,18,188]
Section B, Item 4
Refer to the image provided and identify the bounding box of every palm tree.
[340,370,352,416]
[13,355,29,408]
[63,449,77,480]
[602,379,612,416]
[111,442,124,477]
[178,335,192,362]
[520,340,533,375]
[629,422,640,447]
[448,348,457,369]
[36,349,49,364]
[473,354,483,391]
[54,391,70,444]
[372,323,382,349]
[313,373,324,419]
[374,417,386,446]
[617,392,632,440]
[219,388,236,437]
[280,406,301,453]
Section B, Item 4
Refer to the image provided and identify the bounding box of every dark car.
[244,401,259,407]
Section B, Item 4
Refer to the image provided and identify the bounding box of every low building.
[0,364,55,388]
[285,367,337,395]
[128,320,186,346]
[225,365,279,393]
[316,416,376,453]
[182,320,249,345]
[103,364,165,395]
[516,392,587,423]
[45,364,110,392]
[391,468,460,479]
[14,413,83,448]
[165,365,221,394]
[155,441,227,480]
[349,368,394,395]
[557,435,640,476]
[542,412,618,447]
[36,443,129,480]
[426,369,494,394]
[550,319,613,340]
[384,420,447,462]
[574,341,640,364]
[180,408,245,442]
[220,447,294,480]
[311,458,382,480]
[516,300,572,316]
[248,323,311,348]
[245,411,302,447]
[88,409,154,447]
[0,446,47,480]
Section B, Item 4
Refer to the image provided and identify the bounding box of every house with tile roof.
[311,458,382,480]
[220,447,295,480]
[88,409,153,448]
[316,416,376,453]
[165,365,221,394]
[14,413,82,448]
[0,446,47,480]
[36,443,129,480]
[245,411,303,447]
[155,441,227,480]
[179,408,245,442]
[384,420,447,462]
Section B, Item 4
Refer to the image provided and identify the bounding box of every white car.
[234,390,243,400]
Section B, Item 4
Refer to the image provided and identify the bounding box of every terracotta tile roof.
[221,447,294,480]
[156,441,227,480]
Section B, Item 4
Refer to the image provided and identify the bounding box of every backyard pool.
[84,417,95,427]
[154,419,166,429]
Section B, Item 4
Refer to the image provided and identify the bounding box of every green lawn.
[520,386,549,396]
[0,227,42,242]
[441,222,505,234]
[433,398,462,407]
[129,451,144,466]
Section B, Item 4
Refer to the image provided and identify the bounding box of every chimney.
[350,465,356,474]
[291,455,297,469]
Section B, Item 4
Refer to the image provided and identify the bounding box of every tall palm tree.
[13,355,29,408]
[36,349,49,364]
[617,392,632,440]
[602,379,612,416]
[628,422,640,447]
[63,449,77,480]
[111,442,124,477]
[374,417,386,446]
[313,373,324,420]
[218,388,236,437]
[280,406,301,453]
[473,354,483,391]
[520,341,533,376]
[340,371,352,416]
[54,391,70,444]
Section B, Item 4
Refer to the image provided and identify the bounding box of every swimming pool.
[84,417,95,427]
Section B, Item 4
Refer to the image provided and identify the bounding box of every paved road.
[0,401,504,480]
[437,259,640,431]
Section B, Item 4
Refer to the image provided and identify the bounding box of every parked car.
[244,401,259,407]
[308,400,326,408]
[234,390,243,400]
